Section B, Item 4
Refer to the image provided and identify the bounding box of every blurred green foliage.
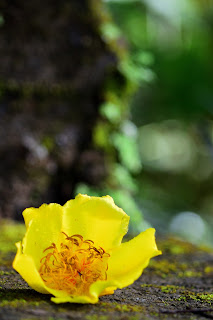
[106,0,213,122]
[78,0,213,245]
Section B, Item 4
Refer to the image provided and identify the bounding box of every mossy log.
[0,223,213,320]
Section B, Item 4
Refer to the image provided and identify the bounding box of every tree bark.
[0,0,117,219]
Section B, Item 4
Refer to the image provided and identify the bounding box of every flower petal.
[13,242,117,304]
[62,194,130,250]
[107,228,161,288]
[13,242,68,299]
[51,280,117,304]
[51,295,97,304]
[22,203,63,268]
[13,242,48,294]
[89,280,118,301]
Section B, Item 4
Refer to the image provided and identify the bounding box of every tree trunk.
[0,0,117,219]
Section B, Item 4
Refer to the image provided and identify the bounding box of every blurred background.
[0,0,213,247]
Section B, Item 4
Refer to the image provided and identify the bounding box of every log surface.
[0,227,213,320]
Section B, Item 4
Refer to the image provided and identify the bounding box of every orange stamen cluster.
[39,232,110,295]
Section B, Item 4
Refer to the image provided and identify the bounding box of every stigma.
[39,232,110,295]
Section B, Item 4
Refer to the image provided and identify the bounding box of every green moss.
[99,302,144,313]
[160,285,181,294]
[0,298,47,308]
[141,284,213,307]
[114,303,143,312]
[0,289,48,308]
[0,220,25,254]
[189,292,213,303]
[149,259,187,278]
[0,270,15,276]
[0,220,26,265]
[0,297,46,308]
[149,312,160,317]
[178,270,202,277]
[0,299,43,308]
[141,282,213,307]
[141,283,186,294]
[149,256,204,279]
[198,293,213,302]
[204,266,213,273]
[127,316,143,320]
[159,238,213,255]
[177,296,187,301]
[85,316,109,320]
[175,290,213,305]
[141,284,153,288]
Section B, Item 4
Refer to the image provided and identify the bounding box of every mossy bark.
[0,233,213,320]
[0,0,117,219]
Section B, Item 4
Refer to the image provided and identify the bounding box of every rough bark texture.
[0,226,213,320]
[0,0,116,219]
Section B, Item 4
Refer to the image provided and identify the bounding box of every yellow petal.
[62,194,130,250]
[51,280,117,304]
[51,295,97,304]
[107,228,161,288]
[89,280,118,301]
[100,287,116,296]
[13,242,68,298]
[22,203,63,268]
[14,242,114,303]
[13,195,161,305]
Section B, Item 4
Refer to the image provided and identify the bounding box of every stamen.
[39,233,110,295]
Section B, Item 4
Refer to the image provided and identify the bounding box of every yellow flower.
[13,194,161,304]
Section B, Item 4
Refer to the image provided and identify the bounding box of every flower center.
[39,232,110,295]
